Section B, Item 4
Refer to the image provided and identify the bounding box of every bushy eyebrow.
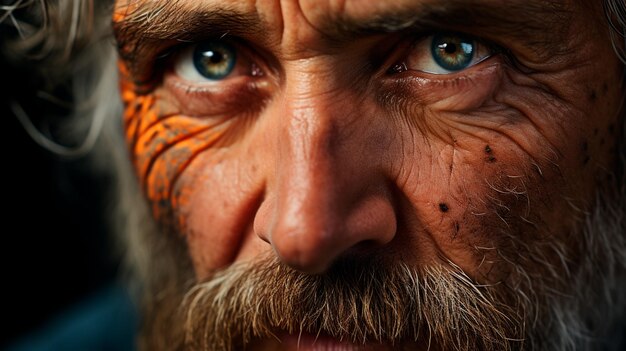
[114,3,265,81]
[327,1,572,51]
[113,0,573,80]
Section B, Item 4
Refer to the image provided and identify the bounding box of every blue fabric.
[6,284,138,351]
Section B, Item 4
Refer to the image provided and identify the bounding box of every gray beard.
[79,41,622,349]
[183,256,523,351]
[132,189,626,351]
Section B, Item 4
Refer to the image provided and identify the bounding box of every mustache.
[181,255,524,351]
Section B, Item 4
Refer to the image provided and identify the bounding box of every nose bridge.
[276,73,349,237]
[254,65,396,274]
[278,59,352,198]
[270,84,357,272]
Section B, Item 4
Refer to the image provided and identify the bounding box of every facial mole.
[485,145,496,163]
[588,90,597,101]
[439,203,449,212]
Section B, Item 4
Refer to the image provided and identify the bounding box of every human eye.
[390,33,497,75]
[159,38,271,116]
[173,38,263,84]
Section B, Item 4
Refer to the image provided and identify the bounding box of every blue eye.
[398,33,493,75]
[431,34,474,71]
[174,39,263,84]
[192,41,237,80]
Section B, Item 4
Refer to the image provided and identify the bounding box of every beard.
[181,256,523,351]
[134,186,626,351]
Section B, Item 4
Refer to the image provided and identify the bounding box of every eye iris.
[431,34,474,71]
[192,41,237,80]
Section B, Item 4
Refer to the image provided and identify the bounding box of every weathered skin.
[115,0,623,348]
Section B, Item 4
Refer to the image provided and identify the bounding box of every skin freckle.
[439,203,450,212]
[484,145,496,163]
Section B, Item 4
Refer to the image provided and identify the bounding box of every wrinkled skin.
[114,0,624,349]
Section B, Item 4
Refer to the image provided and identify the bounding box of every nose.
[254,82,397,274]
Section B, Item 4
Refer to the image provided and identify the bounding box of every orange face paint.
[118,59,230,224]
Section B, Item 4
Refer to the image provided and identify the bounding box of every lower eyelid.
[380,56,502,97]
[163,68,271,117]
[170,78,238,94]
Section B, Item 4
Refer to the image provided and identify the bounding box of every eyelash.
[145,31,509,101]
[154,38,274,116]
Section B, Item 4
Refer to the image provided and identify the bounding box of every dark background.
[0,49,121,348]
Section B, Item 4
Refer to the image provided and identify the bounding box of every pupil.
[208,51,224,64]
[444,43,457,54]
[431,34,474,72]
[193,41,237,80]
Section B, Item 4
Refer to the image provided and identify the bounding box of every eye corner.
[121,62,164,94]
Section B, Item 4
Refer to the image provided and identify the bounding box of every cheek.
[394,139,554,281]
[120,77,266,275]
[384,70,586,282]
[174,153,265,277]
[120,78,231,223]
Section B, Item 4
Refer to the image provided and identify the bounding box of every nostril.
[253,197,274,244]
[340,238,394,263]
[260,192,398,274]
[349,239,382,254]
[257,232,271,243]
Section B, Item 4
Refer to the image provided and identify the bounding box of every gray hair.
[604,0,626,64]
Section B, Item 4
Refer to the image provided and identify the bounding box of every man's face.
[113,0,624,349]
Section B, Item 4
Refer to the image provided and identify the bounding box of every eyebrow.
[324,1,575,66]
[113,0,573,80]
[114,3,266,82]
[328,1,572,48]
